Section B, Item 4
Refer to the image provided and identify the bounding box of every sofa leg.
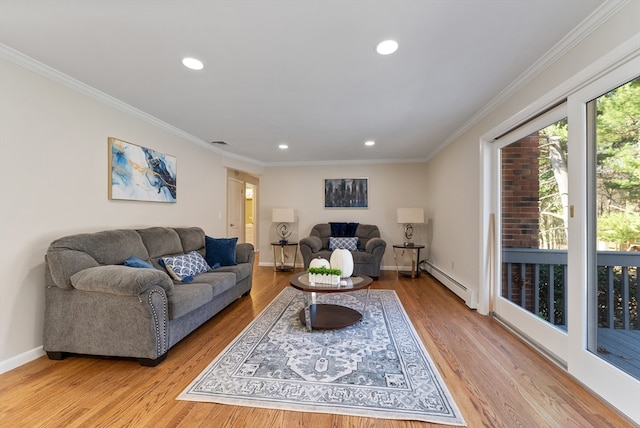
[138,353,167,367]
[242,289,251,297]
[46,351,67,361]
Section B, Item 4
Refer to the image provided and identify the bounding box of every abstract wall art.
[108,138,177,202]
[324,178,368,208]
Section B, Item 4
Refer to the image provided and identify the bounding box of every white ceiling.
[0,0,606,165]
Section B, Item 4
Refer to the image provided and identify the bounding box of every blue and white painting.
[109,138,177,202]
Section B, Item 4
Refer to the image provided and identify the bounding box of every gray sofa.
[44,226,254,366]
[300,223,386,279]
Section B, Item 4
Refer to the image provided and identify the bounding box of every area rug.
[178,287,466,425]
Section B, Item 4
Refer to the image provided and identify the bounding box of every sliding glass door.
[493,104,570,361]
[486,45,640,422]
[585,76,640,379]
[566,66,640,413]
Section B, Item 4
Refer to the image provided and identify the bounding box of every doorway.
[245,183,257,247]
[226,169,259,247]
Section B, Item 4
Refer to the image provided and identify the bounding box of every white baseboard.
[0,346,45,374]
[423,261,477,309]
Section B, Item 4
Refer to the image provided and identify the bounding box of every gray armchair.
[300,223,386,279]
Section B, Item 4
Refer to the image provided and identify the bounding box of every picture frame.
[324,178,368,208]
[108,137,177,202]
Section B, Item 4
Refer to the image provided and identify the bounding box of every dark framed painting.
[324,178,368,208]
[108,137,177,202]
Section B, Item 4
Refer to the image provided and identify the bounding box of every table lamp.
[272,208,295,244]
[397,208,424,246]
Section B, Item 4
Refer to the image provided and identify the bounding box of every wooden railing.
[502,248,639,330]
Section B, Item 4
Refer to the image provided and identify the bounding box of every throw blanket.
[330,222,359,237]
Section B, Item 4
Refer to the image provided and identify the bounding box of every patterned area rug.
[178,287,466,425]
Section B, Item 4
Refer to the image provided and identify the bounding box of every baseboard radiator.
[421,260,477,309]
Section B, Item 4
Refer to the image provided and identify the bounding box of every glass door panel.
[500,117,569,329]
[587,76,640,380]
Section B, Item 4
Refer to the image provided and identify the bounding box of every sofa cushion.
[205,236,238,267]
[168,282,213,319]
[137,227,184,265]
[216,262,252,284]
[190,271,237,298]
[174,227,206,253]
[160,251,210,282]
[329,237,359,251]
[47,229,150,289]
[70,265,174,296]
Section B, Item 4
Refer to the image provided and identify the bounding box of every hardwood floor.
[0,265,634,427]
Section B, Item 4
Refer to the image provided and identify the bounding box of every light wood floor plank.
[0,264,634,427]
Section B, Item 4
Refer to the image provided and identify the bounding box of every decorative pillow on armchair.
[329,237,359,251]
[160,251,210,282]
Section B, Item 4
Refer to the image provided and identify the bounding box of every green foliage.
[597,212,640,245]
[536,77,640,249]
[594,77,640,245]
[307,266,342,276]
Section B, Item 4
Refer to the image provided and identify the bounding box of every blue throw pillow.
[123,256,154,269]
[205,236,238,267]
[329,222,359,237]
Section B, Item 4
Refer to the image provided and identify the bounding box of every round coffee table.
[289,272,373,331]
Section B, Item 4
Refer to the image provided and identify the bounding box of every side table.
[271,241,298,272]
[392,244,425,278]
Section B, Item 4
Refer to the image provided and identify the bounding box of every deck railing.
[502,248,639,330]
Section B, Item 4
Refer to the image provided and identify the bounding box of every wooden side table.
[271,241,298,271]
[392,244,425,278]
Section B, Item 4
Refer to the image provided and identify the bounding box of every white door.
[227,177,244,241]
[566,61,639,420]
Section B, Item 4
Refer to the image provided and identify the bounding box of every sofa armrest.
[300,236,323,252]
[70,265,174,297]
[365,237,386,254]
[235,243,255,264]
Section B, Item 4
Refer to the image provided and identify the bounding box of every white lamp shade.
[330,249,354,278]
[397,208,424,224]
[272,208,295,223]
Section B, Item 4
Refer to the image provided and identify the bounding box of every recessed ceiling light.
[365,140,375,146]
[182,57,204,70]
[376,40,398,55]
[278,144,289,149]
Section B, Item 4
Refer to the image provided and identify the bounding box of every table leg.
[304,292,314,331]
[393,247,400,277]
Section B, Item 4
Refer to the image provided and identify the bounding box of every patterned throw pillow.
[160,251,210,282]
[329,237,359,251]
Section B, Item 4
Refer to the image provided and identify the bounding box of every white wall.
[0,58,229,371]
[259,163,429,269]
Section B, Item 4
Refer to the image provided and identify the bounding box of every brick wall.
[501,135,540,249]
[501,134,541,309]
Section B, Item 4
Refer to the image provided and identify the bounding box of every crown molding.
[0,43,269,167]
[423,0,632,162]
